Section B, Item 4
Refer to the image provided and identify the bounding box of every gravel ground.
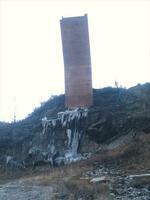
[0,166,150,200]
[0,180,54,200]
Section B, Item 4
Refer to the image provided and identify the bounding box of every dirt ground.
[0,133,150,200]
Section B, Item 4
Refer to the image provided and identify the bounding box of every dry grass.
[0,132,149,199]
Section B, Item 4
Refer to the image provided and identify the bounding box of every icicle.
[41,116,48,134]
[71,129,79,157]
[51,119,56,128]
[41,108,89,165]
[62,121,65,127]
[66,129,72,147]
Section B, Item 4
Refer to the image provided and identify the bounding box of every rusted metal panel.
[60,14,93,108]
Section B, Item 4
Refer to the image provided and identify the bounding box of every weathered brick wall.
[60,14,93,108]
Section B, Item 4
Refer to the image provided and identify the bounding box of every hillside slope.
[0,83,150,161]
[0,83,150,199]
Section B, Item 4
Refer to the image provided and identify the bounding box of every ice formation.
[41,108,88,165]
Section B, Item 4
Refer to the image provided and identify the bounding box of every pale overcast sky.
[0,0,150,122]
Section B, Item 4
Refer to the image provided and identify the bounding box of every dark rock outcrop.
[0,83,150,167]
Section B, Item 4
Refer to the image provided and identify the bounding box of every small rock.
[80,177,90,180]
[90,176,107,183]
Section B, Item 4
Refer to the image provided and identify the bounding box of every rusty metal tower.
[60,14,93,108]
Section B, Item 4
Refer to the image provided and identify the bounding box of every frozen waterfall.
[41,108,88,165]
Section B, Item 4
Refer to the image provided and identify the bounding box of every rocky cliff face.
[0,83,150,168]
[25,108,89,167]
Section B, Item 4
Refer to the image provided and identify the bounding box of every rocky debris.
[0,167,149,200]
[127,174,150,179]
[90,176,108,183]
[81,165,150,200]
[24,147,54,168]
[0,155,25,170]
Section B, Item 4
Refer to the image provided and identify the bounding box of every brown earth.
[0,132,149,200]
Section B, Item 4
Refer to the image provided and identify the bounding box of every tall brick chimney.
[60,14,93,108]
